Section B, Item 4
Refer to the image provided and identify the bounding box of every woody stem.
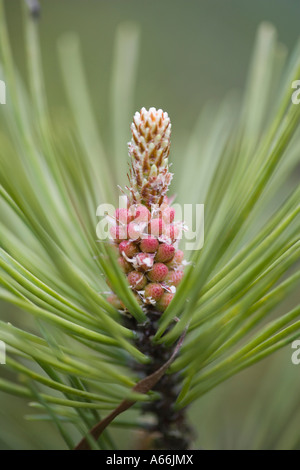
[124,309,193,450]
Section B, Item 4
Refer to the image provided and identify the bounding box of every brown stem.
[129,310,193,450]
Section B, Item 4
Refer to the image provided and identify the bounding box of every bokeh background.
[1,0,300,449]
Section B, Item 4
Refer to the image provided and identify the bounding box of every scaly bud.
[155,243,175,263]
[148,263,169,282]
[140,236,159,253]
[119,240,139,258]
[135,252,154,271]
[165,269,183,287]
[127,271,147,290]
[167,249,184,268]
[144,283,164,301]
[157,292,174,311]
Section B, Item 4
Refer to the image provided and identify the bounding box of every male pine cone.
[107,107,186,312]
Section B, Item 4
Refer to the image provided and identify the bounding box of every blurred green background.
[1,0,300,449]
[5,0,300,163]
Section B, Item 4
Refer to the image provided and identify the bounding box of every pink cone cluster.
[108,202,185,311]
[106,107,186,312]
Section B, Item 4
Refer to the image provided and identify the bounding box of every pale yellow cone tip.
[127,107,173,207]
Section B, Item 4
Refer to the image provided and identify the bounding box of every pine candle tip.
[128,107,173,208]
